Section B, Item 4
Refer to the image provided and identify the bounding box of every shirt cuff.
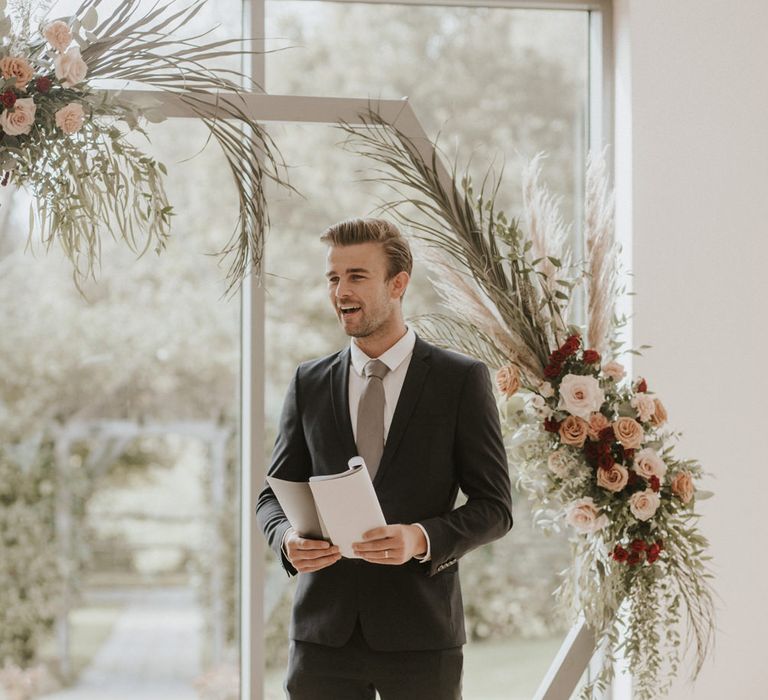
[281,526,295,560]
[413,523,431,562]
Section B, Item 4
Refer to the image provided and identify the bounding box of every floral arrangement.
[0,0,288,292]
[339,109,715,699]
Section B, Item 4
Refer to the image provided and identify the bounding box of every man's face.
[325,242,407,338]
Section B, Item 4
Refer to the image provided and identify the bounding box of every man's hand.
[284,530,341,573]
[352,524,427,565]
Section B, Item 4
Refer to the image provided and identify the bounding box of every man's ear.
[390,271,410,300]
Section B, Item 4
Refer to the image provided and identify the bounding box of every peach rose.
[565,497,609,534]
[602,361,626,381]
[0,97,36,136]
[587,412,611,441]
[557,373,605,420]
[548,449,571,478]
[597,463,629,493]
[631,392,656,422]
[671,470,695,504]
[650,398,668,428]
[54,47,88,87]
[629,489,661,521]
[55,102,85,134]
[496,364,520,397]
[0,56,35,91]
[44,20,73,52]
[612,416,644,449]
[632,447,667,481]
[559,415,589,447]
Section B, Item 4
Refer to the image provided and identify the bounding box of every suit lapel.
[330,348,357,463]
[374,337,432,487]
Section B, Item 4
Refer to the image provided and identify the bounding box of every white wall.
[614,1,768,697]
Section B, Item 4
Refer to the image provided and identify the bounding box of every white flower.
[530,394,553,419]
[631,392,656,422]
[565,497,609,534]
[632,447,667,481]
[0,97,36,136]
[547,449,571,478]
[557,373,605,420]
[54,47,88,87]
[629,489,661,521]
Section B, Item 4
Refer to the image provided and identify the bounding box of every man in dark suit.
[256,218,513,699]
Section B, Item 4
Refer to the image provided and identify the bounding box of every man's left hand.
[352,524,427,565]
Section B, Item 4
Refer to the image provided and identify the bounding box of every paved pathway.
[41,587,204,700]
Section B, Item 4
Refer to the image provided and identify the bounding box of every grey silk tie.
[356,359,390,479]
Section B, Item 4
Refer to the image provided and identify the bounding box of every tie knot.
[364,359,390,381]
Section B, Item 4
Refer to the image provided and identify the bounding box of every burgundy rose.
[637,378,648,393]
[598,452,614,471]
[599,426,615,444]
[1,90,16,109]
[647,543,661,564]
[624,448,635,462]
[631,538,647,553]
[544,363,561,379]
[612,545,629,562]
[36,76,52,94]
[649,475,661,492]
[583,441,598,467]
[627,470,640,487]
[544,417,561,433]
[550,349,567,364]
[582,349,601,364]
[627,551,642,566]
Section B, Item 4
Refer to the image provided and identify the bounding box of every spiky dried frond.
[584,150,617,355]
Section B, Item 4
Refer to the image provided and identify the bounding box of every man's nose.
[335,280,350,299]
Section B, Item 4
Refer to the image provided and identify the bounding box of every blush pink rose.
[559,415,589,447]
[0,97,36,135]
[44,20,73,52]
[633,447,667,481]
[565,497,609,534]
[602,360,626,381]
[0,56,35,91]
[631,392,656,422]
[54,47,88,87]
[650,398,668,428]
[495,364,521,397]
[612,417,644,449]
[597,463,629,493]
[557,373,605,420]
[629,489,661,521]
[55,102,86,134]
[671,471,695,504]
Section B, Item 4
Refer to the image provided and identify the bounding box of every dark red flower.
[563,335,581,355]
[637,378,648,393]
[582,349,601,364]
[544,417,561,433]
[627,551,642,566]
[624,448,635,462]
[598,452,614,470]
[1,91,16,109]
[612,545,629,562]
[36,77,52,94]
[650,475,661,492]
[544,363,561,379]
[550,349,567,364]
[647,543,661,564]
[583,441,598,466]
[599,426,615,443]
[631,538,647,553]
[627,470,640,487]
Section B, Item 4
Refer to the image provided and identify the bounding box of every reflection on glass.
[262,3,588,698]
[0,121,241,700]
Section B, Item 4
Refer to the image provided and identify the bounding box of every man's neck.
[353,323,408,359]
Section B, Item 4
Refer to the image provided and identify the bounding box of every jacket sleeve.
[255,365,313,577]
[419,361,513,576]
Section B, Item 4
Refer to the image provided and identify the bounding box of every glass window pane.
[0,120,242,699]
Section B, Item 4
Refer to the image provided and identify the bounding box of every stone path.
[41,587,204,700]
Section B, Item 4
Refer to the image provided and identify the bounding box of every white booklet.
[266,456,387,558]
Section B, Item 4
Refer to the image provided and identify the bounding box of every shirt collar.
[350,326,416,377]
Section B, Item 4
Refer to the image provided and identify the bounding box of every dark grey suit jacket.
[256,335,513,651]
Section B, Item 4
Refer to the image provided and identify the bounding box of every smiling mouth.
[339,305,362,316]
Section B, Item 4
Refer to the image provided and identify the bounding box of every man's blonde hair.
[320,218,413,280]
